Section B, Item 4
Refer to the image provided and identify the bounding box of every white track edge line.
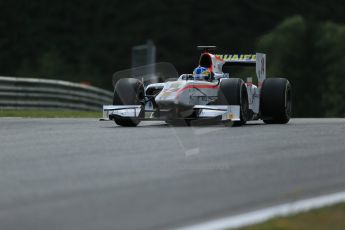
[176,190,345,230]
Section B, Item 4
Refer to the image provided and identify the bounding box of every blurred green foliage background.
[0,0,344,117]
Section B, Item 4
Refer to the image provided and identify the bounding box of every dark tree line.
[258,16,345,117]
[0,0,344,116]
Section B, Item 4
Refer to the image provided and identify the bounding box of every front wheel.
[217,78,249,126]
[113,78,145,127]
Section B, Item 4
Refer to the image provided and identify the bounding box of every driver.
[192,66,213,81]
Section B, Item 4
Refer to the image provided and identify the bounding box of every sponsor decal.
[215,54,256,62]
[226,113,235,120]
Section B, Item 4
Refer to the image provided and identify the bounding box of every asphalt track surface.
[0,118,345,230]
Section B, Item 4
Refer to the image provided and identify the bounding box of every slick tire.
[113,78,144,127]
[217,78,249,126]
[260,78,292,124]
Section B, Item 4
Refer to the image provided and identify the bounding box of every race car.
[102,46,292,126]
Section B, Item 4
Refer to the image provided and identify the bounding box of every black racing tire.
[260,78,292,124]
[113,78,145,127]
[217,78,249,126]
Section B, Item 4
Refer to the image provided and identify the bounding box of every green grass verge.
[0,110,101,118]
[237,202,345,230]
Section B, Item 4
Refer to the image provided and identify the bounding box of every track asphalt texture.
[0,118,344,230]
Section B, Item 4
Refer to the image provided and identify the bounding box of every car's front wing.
[101,105,240,121]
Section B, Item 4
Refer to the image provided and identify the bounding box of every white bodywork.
[155,77,219,106]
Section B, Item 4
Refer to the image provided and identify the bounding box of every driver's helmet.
[193,66,212,81]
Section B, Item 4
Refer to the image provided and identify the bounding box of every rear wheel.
[113,78,145,127]
[217,78,249,126]
[260,78,292,124]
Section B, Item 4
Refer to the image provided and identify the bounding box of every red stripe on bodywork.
[176,84,219,100]
[176,85,219,100]
[177,84,219,94]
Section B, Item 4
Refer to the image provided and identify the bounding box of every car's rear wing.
[216,53,266,87]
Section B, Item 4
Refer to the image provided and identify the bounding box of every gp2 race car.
[102,46,292,126]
